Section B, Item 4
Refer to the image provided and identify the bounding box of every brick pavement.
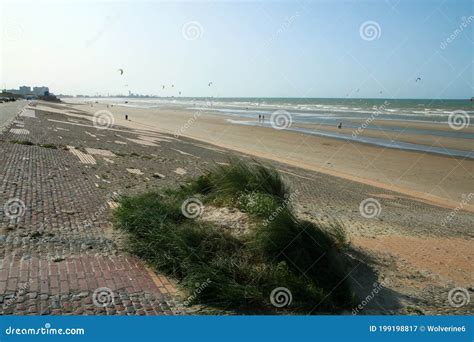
[0,105,180,315]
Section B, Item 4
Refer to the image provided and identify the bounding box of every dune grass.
[114,158,355,312]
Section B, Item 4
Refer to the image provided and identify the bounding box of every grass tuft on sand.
[113,158,355,313]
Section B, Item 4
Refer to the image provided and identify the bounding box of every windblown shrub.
[114,158,355,312]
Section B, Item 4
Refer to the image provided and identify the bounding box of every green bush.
[114,159,354,312]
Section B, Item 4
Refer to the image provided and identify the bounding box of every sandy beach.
[65,102,474,210]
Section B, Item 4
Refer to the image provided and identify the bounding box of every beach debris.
[107,200,119,209]
[171,84,174,88]
[117,68,124,75]
[127,168,144,175]
[103,157,115,164]
[52,256,65,262]
[152,172,165,179]
[85,131,97,138]
[114,140,127,145]
[174,168,187,175]
[172,148,196,157]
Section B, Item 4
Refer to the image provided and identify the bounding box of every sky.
[0,0,472,99]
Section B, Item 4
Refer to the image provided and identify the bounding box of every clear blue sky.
[1,0,472,99]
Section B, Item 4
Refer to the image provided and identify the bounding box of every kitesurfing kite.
[416,77,422,82]
[208,82,213,87]
[118,68,124,75]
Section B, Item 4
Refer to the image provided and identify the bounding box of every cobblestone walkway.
[0,105,179,315]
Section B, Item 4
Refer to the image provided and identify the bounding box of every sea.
[68,97,474,159]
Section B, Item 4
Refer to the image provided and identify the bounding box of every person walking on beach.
[125,114,128,120]
[258,114,261,123]
[262,115,265,123]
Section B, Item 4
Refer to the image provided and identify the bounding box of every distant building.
[4,85,51,97]
[19,86,31,94]
[33,86,49,96]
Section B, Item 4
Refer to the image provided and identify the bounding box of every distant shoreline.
[61,96,472,101]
